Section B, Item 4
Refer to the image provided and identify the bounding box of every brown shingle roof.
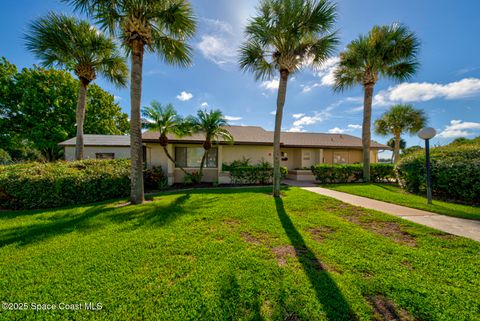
[142,125,390,149]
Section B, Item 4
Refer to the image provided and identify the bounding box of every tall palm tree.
[141,101,190,174]
[25,12,128,160]
[239,0,338,197]
[67,0,196,204]
[375,104,426,163]
[333,24,420,181]
[187,109,233,180]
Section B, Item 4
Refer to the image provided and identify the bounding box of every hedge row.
[311,163,395,183]
[0,159,131,210]
[223,159,288,185]
[396,143,480,204]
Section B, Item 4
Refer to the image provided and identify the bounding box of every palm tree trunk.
[362,83,374,182]
[75,80,88,160]
[130,39,145,204]
[393,132,401,164]
[199,149,209,181]
[162,146,189,175]
[273,69,289,197]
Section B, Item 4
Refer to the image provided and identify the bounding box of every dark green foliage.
[223,159,287,185]
[0,57,129,161]
[0,149,12,165]
[396,144,480,204]
[0,159,130,209]
[143,166,167,190]
[311,163,395,183]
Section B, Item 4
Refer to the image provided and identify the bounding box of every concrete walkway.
[284,180,480,242]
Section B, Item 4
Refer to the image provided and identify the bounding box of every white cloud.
[348,124,362,129]
[374,78,480,106]
[438,120,480,138]
[200,102,209,108]
[288,108,332,132]
[261,79,279,91]
[196,18,238,67]
[224,115,242,121]
[176,91,193,101]
[287,126,306,132]
[270,110,277,115]
[113,95,122,101]
[328,124,361,134]
[328,127,346,134]
[300,57,340,93]
[292,113,305,119]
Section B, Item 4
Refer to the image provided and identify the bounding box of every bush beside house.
[311,163,395,183]
[396,143,480,204]
[223,159,288,185]
[0,159,130,209]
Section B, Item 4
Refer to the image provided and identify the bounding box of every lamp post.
[418,127,436,204]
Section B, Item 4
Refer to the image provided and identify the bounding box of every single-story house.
[59,125,390,184]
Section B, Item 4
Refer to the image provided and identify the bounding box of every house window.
[175,147,218,168]
[96,153,115,160]
[333,152,348,164]
[281,151,288,161]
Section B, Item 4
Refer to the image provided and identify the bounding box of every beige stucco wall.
[142,143,380,184]
[64,146,130,161]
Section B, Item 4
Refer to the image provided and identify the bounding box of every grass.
[322,183,480,221]
[0,187,479,320]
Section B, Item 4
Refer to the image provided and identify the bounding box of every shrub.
[223,159,287,185]
[184,171,202,185]
[0,149,12,165]
[144,166,167,190]
[396,143,480,203]
[311,163,395,183]
[0,159,130,210]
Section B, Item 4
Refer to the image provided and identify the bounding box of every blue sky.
[1,0,479,156]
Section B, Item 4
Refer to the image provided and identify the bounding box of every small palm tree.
[333,24,420,180]
[187,110,234,180]
[375,104,426,163]
[25,12,128,160]
[67,0,196,204]
[239,0,338,197]
[141,101,190,174]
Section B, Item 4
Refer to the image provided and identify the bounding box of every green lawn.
[1,187,479,321]
[323,183,480,221]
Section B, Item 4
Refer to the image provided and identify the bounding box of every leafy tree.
[25,12,128,160]
[333,24,420,180]
[239,0,338,197]
[375,104,426,163]
[0,60,129,161]
[67,0,197,204]
[187,109,233,180]
[141,101,190,174]
[449,136,480,146]
[85,85,130,135]
[402,145,422,157]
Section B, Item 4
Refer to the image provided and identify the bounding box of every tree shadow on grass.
[0,204,116,248]
[275,198,356,321]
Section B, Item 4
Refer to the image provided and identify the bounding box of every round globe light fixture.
[418,127,436,140]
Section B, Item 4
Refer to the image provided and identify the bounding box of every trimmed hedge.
[311,163,395,183]
[0,159,130,210]
[396,144,480,204]
[223,159,288,185]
